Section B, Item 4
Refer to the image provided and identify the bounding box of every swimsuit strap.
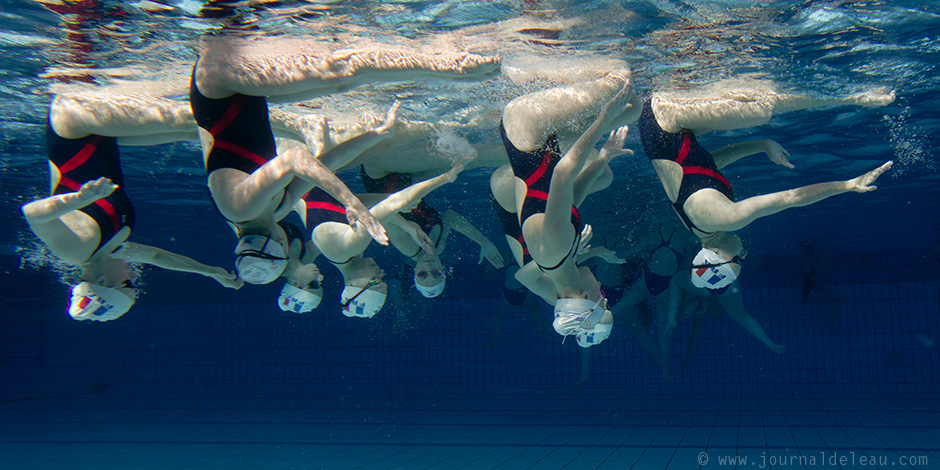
[327,256,354,266]
[537,227,582,272]
[654,228,683,260]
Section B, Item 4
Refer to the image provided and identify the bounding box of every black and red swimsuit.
[190,74,286,222]
[489,192,532,267]
[190,76,277,175]
[302,187,353,265]
[47,121,134,256]
[500,121,582,272]
[637,100,734,235]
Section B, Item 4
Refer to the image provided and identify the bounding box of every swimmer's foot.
[848,88,896,107]
[420,52,501,81]
[661,370,674,384]
[680,356,692,370]
[769,344,787,354]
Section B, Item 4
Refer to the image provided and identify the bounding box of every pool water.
[1,1,939,468]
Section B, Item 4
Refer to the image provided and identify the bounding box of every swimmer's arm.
[116,242,243,289]
[22,192,88,224]
[301,240,321,264]
[711,139,793,170]
[562,87,631,178]
[270,102,399,171]
[366,163,464,223]
[386,214,434,257]
[572,150,610,206]
[289,150,389,246]
[571,225,624,264]
[576,246,625,265]
[573,127,631,204]
[318,101,399,171]
[515,262,557,305]
[441,210,504,268]
[21,176,114,224]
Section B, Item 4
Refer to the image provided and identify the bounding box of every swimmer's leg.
[195,39,500,101]
[50,94,196,143]
[652,84,894,134]
[502,71,637,152]
[681,308,710,369]
[656,285,683,382]
[717,285,786,354]
[684,161,893,233]
[612,277,663,368]
[573,344,592,390]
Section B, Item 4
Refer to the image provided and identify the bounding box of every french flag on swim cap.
[691,248,736,290]
[696,266,726,285]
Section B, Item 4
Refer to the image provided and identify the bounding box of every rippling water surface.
[0,0,937,261]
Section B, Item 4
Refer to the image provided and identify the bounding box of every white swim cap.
[576,323,613,348]
[234,235,287,285]
[691,248,737,289]
[414,275,446,298]
[69,282,136,322]
[340,285,386,318]
[553,298,612,347]
[278,283,322,313]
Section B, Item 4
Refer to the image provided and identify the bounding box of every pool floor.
[1,389,937,469]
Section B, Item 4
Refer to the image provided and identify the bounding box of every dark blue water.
[0,1,938,468]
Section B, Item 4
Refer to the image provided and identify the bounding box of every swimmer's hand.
[211,268,244,289]
[593,247,626,264]
[347,202,389,246]
[373,100,400,136]
[77,177,118,203]
[599,83,634,130]
[599,126,634,161]
[478,242,504,269]
[401,218,436,256]
[763,140,793,169]
[577,224,594,256]
[847,161,893,193]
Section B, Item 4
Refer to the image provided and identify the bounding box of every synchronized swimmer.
[22,26,895,382]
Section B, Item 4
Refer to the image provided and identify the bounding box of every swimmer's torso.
[638,100,733,236]
[46,121,135,261]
